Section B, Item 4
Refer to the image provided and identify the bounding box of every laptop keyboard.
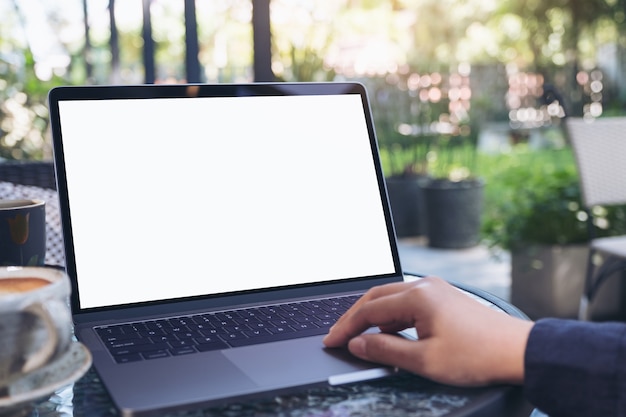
[96,294,361,364]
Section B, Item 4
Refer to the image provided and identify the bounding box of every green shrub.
[479,145,626,250]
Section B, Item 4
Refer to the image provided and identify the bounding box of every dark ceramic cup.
[0,200,46,266]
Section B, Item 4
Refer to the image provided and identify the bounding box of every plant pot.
[421,178,484,249]
[511,244,626,320]
[385,176,427,238]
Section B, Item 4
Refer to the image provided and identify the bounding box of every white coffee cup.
[0,267,72,390]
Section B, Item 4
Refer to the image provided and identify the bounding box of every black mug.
[0,200,46,266]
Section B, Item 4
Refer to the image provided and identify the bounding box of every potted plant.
[419,124,485,249]
[369,78,432,238]
[483,148,626,319]
[378,131,432,238]
[367,70,487,243]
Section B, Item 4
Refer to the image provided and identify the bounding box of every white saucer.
[0,342,92,413]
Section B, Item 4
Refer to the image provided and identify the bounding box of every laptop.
[47,82,405,416]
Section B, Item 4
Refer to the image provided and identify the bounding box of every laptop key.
[111,342,169,356]
[97,326,124,337]
[268,326,296,335]
[313,319,334,328]
[114,353,143,363]
[138,329,166,337]
[169,339,195,348]
[149,335,177,343]
[195,335,222,344]
[142,350,170,360]
[292,322,318,330]
[107,338,153,349]
[221,332,248,341]
[269,318,296,327]
[292,316,315,323]
[315,312,337,321]
[170,346,197,356]
[199,327,228,337]
[100,332,142,343]
[243,329,271,338]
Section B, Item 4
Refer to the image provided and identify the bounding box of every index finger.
[323,280,420,347]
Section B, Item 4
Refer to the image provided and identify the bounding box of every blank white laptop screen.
[57,93,395,309]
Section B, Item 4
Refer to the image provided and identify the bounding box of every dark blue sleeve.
[524,318,626,417]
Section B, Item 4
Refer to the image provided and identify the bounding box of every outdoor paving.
[397,237,512,302]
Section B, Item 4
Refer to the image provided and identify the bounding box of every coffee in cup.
[0,267,72,390]
[0,199,46,266]
[0,277,50,294]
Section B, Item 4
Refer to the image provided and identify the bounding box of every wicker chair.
[0,160,57,190]
[566,117,626,320]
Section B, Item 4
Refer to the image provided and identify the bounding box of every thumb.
[347,333,423,370]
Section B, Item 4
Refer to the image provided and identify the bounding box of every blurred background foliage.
[2,0,626,162]
[0,0,626,160]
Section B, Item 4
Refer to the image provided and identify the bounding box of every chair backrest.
[0,161,56,190]
[566,117,626,207]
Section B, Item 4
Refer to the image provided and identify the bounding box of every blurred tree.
[492,0,626,115]
[2,0,626,161]
[0,49,64,160]
[401,0,495,72]
[0,1,74,160]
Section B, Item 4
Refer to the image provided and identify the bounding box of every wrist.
[495,318,534,384]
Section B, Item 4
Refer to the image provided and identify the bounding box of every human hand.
[323,276,533,386]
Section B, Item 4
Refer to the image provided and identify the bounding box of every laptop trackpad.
[223,335,384,387]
